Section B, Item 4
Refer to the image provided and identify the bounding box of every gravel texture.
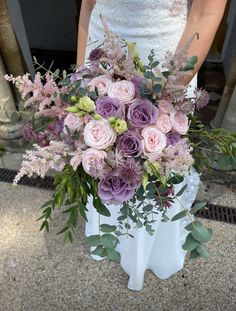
[0,182,235,311]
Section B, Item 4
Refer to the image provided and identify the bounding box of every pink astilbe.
[5,72,64,116]
[70,149,83,171]
[13,141,72,184]
[159,138,194,176]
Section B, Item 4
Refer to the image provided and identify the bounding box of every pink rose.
[170,110,189,135]
[82,148,107,178]
[108,80,135,105]
[158,100,175,115]
[88,75,113,96]
[142,127,167,160]
[83,119,117,150]
[63,113,83,134]
[156,113,172,133]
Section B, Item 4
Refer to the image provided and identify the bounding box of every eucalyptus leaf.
[175,184,188,197]
[91,245,105,256]
[190,201,207,215]
[86,235,100,247]
[171,210,188,221]
[196,244,209,257]
[100,234,117,248]
[189,249,201,259]
[192,226,212,243]
[182,233,200,251]
[106,248,121,262]
[100,224,116,233]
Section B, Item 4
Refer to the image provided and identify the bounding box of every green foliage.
[189,115,236,172]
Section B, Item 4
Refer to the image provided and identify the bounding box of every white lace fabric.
[86,0,190,63]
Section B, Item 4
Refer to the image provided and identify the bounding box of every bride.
[76,0,226,291]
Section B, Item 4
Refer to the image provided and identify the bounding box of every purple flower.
[116,131,142,157]
[70,73,82,83]
[131,76,144,96]
[88,48,105,62]
[166,132,181,146]
[22,123,39,143]
[98,173,135,204]
[70,66,92,82]
[118,158,142,189]
[95,96,125,119]
[127,99,159,128]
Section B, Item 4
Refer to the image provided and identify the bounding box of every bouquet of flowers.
[5,20,235,262]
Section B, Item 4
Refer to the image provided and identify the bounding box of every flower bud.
[114,119,128,134]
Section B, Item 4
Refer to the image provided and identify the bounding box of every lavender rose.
[98,174,135,204]
[117,131,142,157]
[166,132,181,146]
[127,99,159,128]
[95,96,125,119]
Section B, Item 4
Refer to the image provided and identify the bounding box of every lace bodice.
[86,0,192,63]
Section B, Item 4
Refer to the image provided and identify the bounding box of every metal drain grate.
[0,168,235,224]
[196,203,236,224]
[0,168,54,190]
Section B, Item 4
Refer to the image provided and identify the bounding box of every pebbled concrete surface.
[0,182,235,311]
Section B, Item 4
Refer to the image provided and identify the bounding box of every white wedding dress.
[84,0,200,291]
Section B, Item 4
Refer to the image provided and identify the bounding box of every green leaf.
[86,235,100,247]
[162,71,170,78]
[189,249,201,259]
[185,220,202,231]
[53,68,60,77]
[182,233,200,251]
[40,220,49,232]
[171,210,188,221]
[192,226,212,243]
[196,244,209,258]
[143,204,153,212]
[106,248,120,262]
[152,83,162,93]
[190,201,207,215]
[100,224,116,233]
[144,71,155,79]
[151,60,160,68]
[91,245,105,256]
[57,226,70,235]
[10,112,21,125]
[64,124,72,137]
[169,174,184,184]
[175,184,188,197]
[93,198,111,217]
[100,234,117,248]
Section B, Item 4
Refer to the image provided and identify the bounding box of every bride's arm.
[176,0,227,85]
[76,0,96,66]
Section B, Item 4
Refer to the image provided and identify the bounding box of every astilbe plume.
[99,16,136,78]
[13,141,72,184]
[5,72,64,117]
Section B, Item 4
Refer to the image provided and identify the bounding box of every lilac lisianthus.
[127,99,159,128]
[95,96,125,119]
[70,66,92,83]
[116,130,142,157]
[98,173,135,204]
[166,132,181,146]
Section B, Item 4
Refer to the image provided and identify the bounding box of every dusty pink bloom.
[170,110,189,135]
[194,88,210,110]
[108,80,135,105]
[142,127,167,160]
[156,114,172,133]
[88,75,113,96]
[82,148,107,178]
[63,113,83,135]
[158,100,175,115]
[83,119,117,150]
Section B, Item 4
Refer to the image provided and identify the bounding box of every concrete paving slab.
[0,182,235,311]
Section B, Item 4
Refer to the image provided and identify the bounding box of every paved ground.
[0,182,235,311]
